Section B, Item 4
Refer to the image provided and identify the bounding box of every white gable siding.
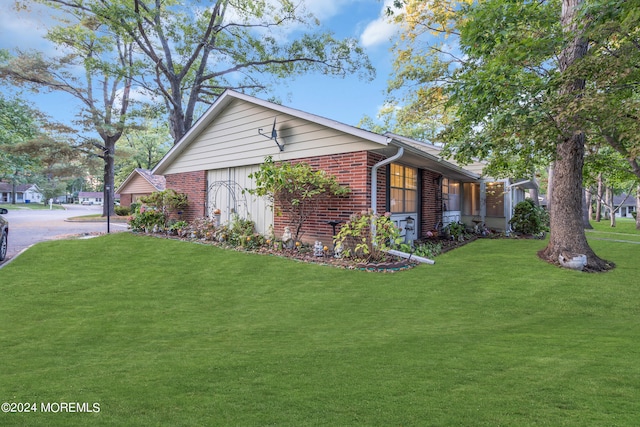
[163,99,382,175]
[207,166,273,235]
[122,174,155,194]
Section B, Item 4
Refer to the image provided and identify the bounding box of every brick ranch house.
[116,168,166,207]
[152,90,535,244]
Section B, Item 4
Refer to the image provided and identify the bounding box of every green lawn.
[0,203,64,211]
[1,231,639,426]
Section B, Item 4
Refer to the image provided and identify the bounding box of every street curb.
[0,245,34,270]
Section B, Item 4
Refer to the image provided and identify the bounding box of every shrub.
[509,198,549,236]
[128,209,165,232]
[334,210,401,262]
[443,222,467,241]
[138,189,189,229]
[214,215,257,247]
[114,206,131,216]
[248,156,350,242]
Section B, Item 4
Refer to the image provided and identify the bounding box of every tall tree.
[386,0,640,271]
[1,14,135,216]
[36,0,375,143]
[0,94,41,203]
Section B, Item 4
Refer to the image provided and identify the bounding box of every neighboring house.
[78,191,120,206]
[612,194,637,218]
[116,168,167,207]
[0,182,44,204]
[152,90,535,244]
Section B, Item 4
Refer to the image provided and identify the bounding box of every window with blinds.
[389,163,418,213]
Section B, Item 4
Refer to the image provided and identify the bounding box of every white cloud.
[0,0,58,53]
[359,0,398,48]
[302,0,351,21]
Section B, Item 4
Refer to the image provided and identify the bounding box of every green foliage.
[0,95,41,180]
[334,211,402,262]
[24,0,373,143]
[248,156,350,241]
[217,215,258,247]
[130,190,188,231]
[443,221,467,242]
[397,240,442,258]
[128,209,165,232]
[509,198,550,236]
[138,189,188,228]
[114,205,131,216]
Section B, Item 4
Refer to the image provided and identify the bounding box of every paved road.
[1,204,128,264]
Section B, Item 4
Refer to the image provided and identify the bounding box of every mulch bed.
[134,231,480,272]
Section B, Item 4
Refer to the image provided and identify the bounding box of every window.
[442,178,460,211]
[463,183,480,216]
[486,182,504,217]
[389,163,418,213]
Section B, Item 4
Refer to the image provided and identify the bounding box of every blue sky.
[0,0,399,129]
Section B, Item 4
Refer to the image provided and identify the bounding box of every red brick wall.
[165,170,207,222]
[272,151,377,244]
[120,194,133,208]
[163,155,444,243]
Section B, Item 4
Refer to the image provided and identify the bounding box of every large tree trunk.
[102,140,116,218]
[539,0,612,271]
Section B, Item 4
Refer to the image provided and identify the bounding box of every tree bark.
[595,172,603,221]
[102,139,116,217]
[606,186,616,227]
[539,0,612,271]
[546,163,554,211]
[582,187,592,229]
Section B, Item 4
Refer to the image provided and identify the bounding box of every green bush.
[509,198,549,236]
[115,206,131,216]
[443,222,467,241]
[334,210,402,262]
[128,209,165,232]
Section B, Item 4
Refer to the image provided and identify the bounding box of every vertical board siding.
[207,166,274,235]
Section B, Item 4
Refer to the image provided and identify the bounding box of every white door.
[207,166,273,235]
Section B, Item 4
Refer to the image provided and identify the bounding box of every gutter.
[371,147,404,214]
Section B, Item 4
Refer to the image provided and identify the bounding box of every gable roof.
[116,168,166,194]
[152,90,481,182]
[153,90,391,175]
[0,182,41,193]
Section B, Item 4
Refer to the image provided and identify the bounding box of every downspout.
[371,147,404,214]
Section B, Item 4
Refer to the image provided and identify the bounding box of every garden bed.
[136,230,480,272]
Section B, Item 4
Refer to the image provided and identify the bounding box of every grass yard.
[1,229,639,426]
[0,203,64,211]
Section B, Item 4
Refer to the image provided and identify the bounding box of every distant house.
[116,168,166,207]
[78,191,120,206]
[612,194,637,218]
[0,182,44,204]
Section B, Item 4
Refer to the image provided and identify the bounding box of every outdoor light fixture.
[258,117,285,151]
[405,216,415,231]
